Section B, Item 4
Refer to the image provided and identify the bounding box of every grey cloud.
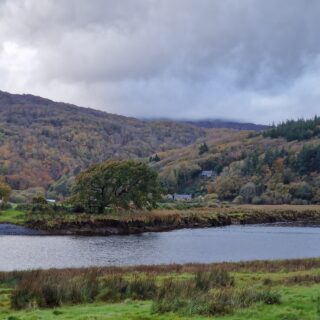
[0,0,320,124]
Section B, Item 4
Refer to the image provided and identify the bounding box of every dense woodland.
[264,116,320,141]
[0,91,207,199]
[0,91,320,206]
[154,118,320,205]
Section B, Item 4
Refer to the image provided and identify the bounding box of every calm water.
[1,224,320,271]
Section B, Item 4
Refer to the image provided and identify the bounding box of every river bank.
[2,205,320,236]
[23,205,320,235]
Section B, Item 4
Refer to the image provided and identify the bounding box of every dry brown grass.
[2,258,320,283]
[26,204,320,234]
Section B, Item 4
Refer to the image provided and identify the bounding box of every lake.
[1,224,320,271]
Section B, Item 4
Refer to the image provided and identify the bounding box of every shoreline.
[1,257,320,274]
[2,205,320,236]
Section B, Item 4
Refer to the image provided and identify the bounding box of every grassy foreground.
[2,259,320,319]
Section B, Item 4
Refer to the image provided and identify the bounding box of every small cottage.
[173,194,192,201]
[200,170,213,178]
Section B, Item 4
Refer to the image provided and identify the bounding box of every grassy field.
[1,259,320,319]
[0,207,26,225]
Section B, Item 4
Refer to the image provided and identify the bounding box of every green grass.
[0,207,26,224]
[1,285,320,320]
[0,301,186,320]
[2,260,320,320]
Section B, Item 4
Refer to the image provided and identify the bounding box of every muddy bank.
[26,215,231,236]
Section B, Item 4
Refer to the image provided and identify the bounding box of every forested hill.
[153,117,320,205]
[0,90,208,190]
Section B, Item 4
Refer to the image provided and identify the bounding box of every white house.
[173,194,192,201]
[46,199,56,203]
[200,170,213,178]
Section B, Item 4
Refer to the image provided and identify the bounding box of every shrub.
[262,278,272,286]
[209,289,234,315]
[126,275,157,300]
[152,279,199,315]
[11,284,36,309]
[154,271,234,316]
[239,182,257,203]
[289,182,314,201]
[97,275,157,302]
[233,195,244,204]
[32,195,47,205]
[0,202,12,210]
[214,175,242,201]
[252,196,263,204]
[11,270,100,309]
[153,280,279,317]
[195,270,234,290]
[234,287,280,307]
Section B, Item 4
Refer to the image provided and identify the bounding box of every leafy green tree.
[72,160,163,213]
[0,181,11,203]
[289,182,314,201]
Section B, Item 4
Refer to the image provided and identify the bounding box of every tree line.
[264,116,320,141]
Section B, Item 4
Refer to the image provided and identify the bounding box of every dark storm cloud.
[0,0,320,123]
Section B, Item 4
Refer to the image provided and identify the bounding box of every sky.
[0,0,320,124]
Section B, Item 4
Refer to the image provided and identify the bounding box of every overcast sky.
[0,0,320,124]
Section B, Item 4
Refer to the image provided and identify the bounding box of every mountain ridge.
[181,119,268,131]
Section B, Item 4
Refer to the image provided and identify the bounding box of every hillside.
[1,90,314,205]
[153,118,320,205]
[0,91,208,191]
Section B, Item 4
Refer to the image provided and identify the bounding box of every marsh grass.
[194,269,234,290]
[8,266,280,316]
[97,274,157,302]
[4,257,320,285]
[11,270,100,309]
[7,259,317,317]
[10,270,159,309]
[152,277,280,316]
